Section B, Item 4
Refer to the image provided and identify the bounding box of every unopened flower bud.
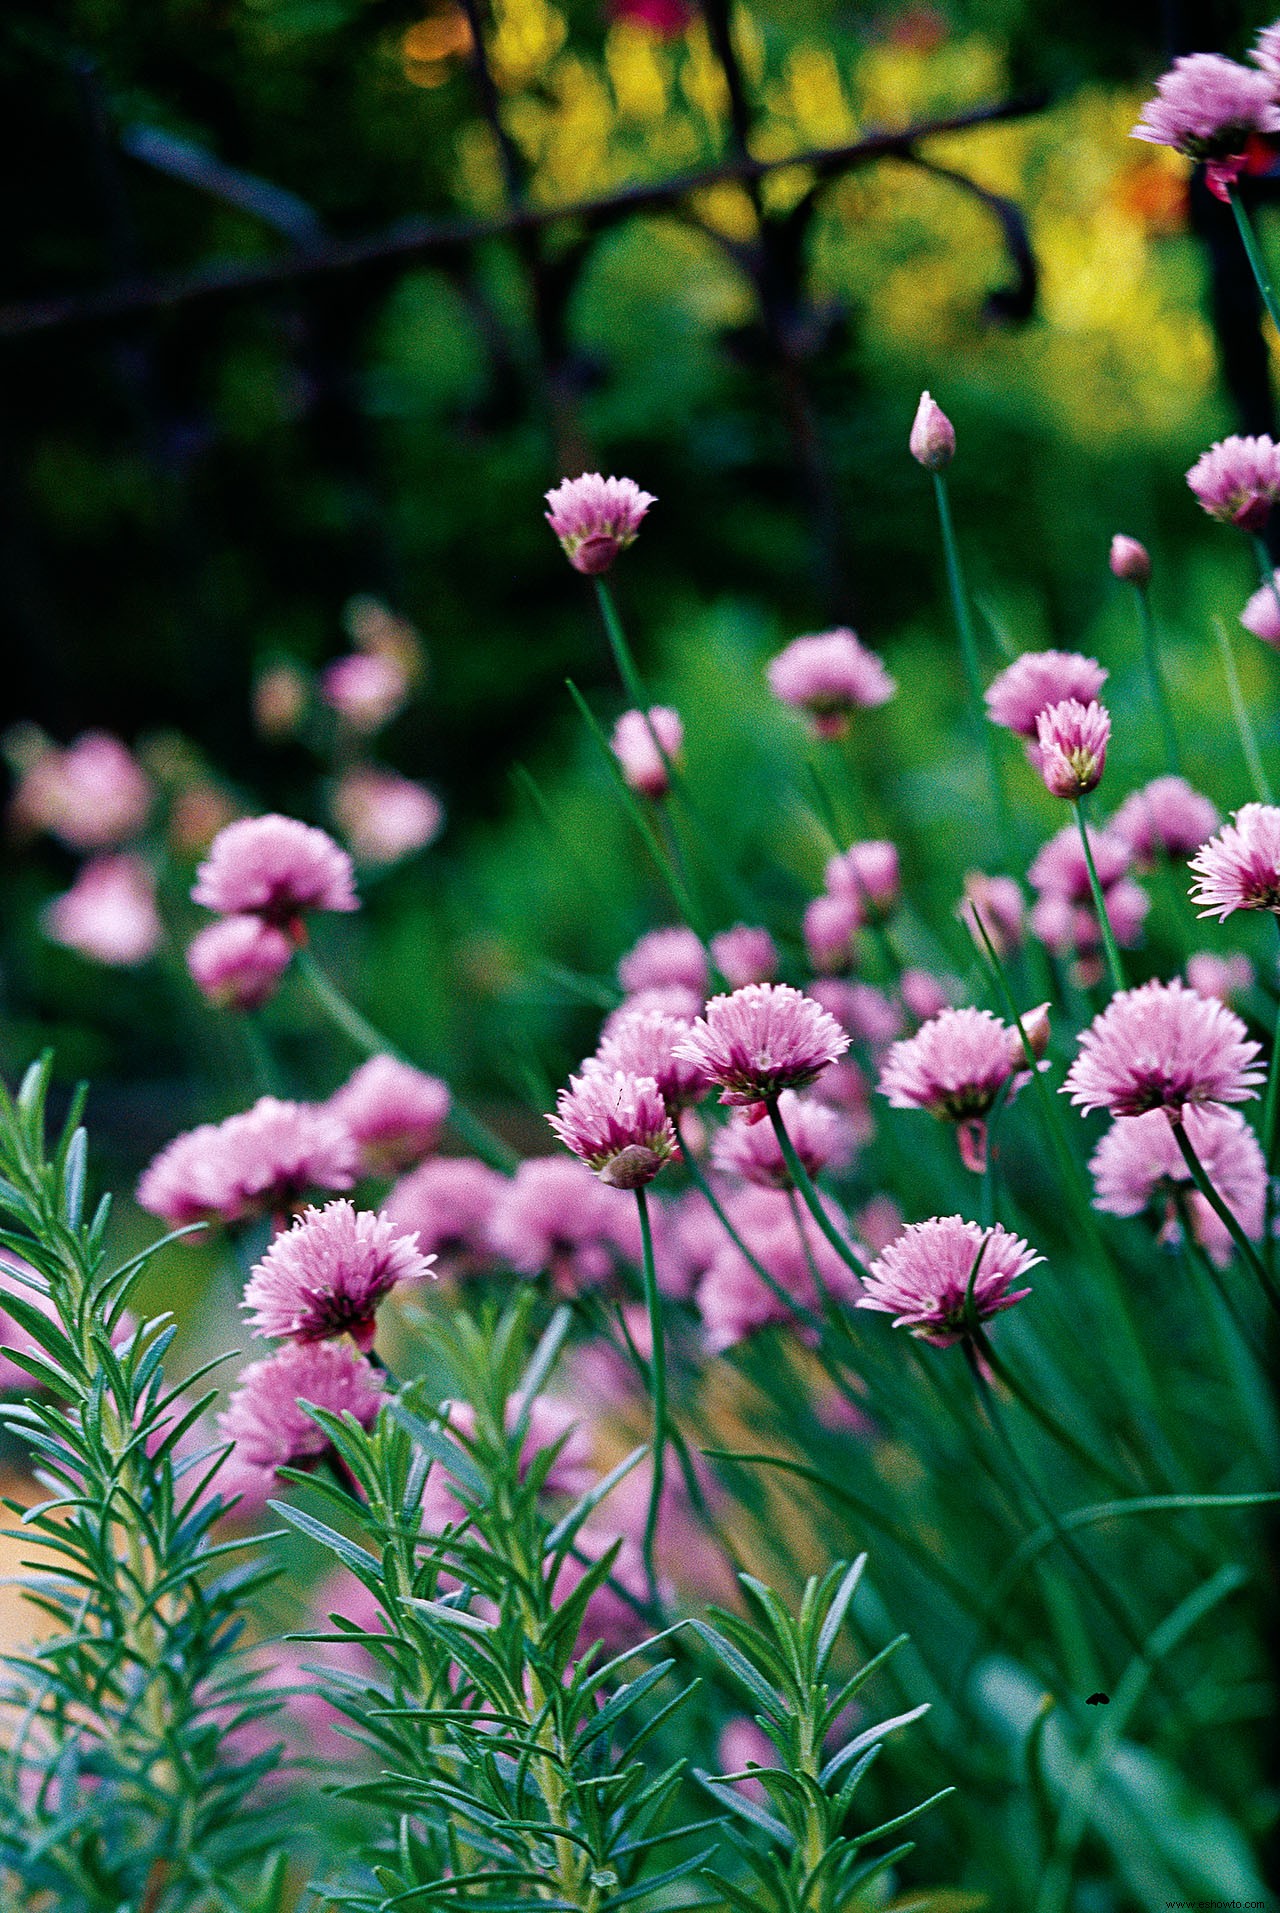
[1015,1002,1052,1064]
[1109,535,1151,584]
[909,392,955,472]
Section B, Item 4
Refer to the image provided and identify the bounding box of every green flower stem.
[1073,794,1125,993]
[675,1119,825,1336]
[969,1323,1134,1498]
[634,1184,668,1608]
[931,468,1011,848]
[1175,1209,1274,1459]
[294,945,519,1173]
[1170,1115,1280,1318]
[593,575,648,712]
[1214,616,1274,804]
[765,1095,868,1284]
[1132,582,1181,772]
[1230,187,1280,339]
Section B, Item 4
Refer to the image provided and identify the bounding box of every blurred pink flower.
[606,0,692,36]
[137,1097,358,1228]
[610,706,683,799]
[1064,979,1263,1118]
[243,1198,432,1349]
[767,629,896,738]
[1035,699,1110,800]
[803,892,862,973]
[327,1054,451,1174]
[187,914,293,1011]
[332,769,443,865]
[1109,534,1151,584]
[12,732,152,850]
[857,1215,1039,1346]
[617,925,708,998]
[1240,567,1280,646]
[711,1089,855,1189]
[253,661,310,739]
[1112,777,1219,865]
[545,472,655,574]
[959,871,1026,955]
[321,653,408,732]
[1189,803,1280,919]
[908,390,955,470]
[696,1186,860,1353]
[985,651,1108,739]
[548,1071,678,1189]
[193,814,357,925]
[807,977,903,1046]
[588,1006,711,1110]
[674,983,849,1114]
[216,1340,384,1514]
[384,1156,506,1277]
[1187,435,1280,530]
[43,854,162,967]
[717,1717,775,1803]
[486,1156,639,1290]
[709,924,778,988]
[825,840,900,917]
[900,968,956,1024]
[1089,1103,1265,1267]
[1186,950,1255,1004]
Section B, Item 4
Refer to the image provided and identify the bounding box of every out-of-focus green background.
[2,0,1278,1169]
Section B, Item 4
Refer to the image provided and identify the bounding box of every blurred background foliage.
[2,0,1279,1170]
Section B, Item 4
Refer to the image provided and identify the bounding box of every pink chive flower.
[1186,951,1255,1004]
[767,629,896,738]
[1113,777,1220,866]
[242,1199,433,1349]
[673,983,850,1115]
[711,1089,854,1189]
[216,1340,384,1511]
[1063,978,1264,1118]
[547,1071,678,1188]
[960,871,1025,956]
[544,473,656,575]
[587,1008,710,1111]
[985,651,1109,739]
[187,914,293,1011]
[1089,1104,1265,1268]
[192,814,358,926]
[1034,698,1110,801]
[825,841,900,917]
[1186,435,1280,531]
[1189,803,1280,919]
[807,977,903,1046]
[803,892,862,974]
[696,1185,861,1353]
[618,926,708,998]
[320,653,407,733]
[1028,822,1149,962]
[385,1157,506,1278]
[486,1157,639,1290]
[610,707,683,799]
[43,854,162,968]
[878,1005,1045,1174]
[1132,54,1280,200]
[901,969,957,1024]
[856,1216,1039,1347]
[326,1055,451,1175]
[1254,21,1280,78]
[1109,534,1152,584]
[137,1097,358,1229]
[908,390,955,470]
[332,770,443,865]
[709,924,778,989]
[601,984,702,1038]
[1240,569,1280,647]
[11,732,152,850]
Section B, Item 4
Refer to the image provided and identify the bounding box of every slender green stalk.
[634,1185,667,1608]
[294,945,519,1173]
[970,1324,1134,1498]
[1073,795,1124,993]
[1214,617,1274,803]
[765,1095,868,1283]
[593,575,648,711]
[931,469,1010,844]
[675,1117,824,1335]
[1169,1115,1280,1317]
[1230,187,1280,338]
[1132,582,1180,772]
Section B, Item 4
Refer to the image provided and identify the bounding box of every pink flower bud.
[187,915,293,1011]
[1035,699,1110,800]
[909,391,955,471]
[1109,534,1151,584]
[610,706,683,798]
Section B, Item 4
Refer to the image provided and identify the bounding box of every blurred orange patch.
[402,8,474,88]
